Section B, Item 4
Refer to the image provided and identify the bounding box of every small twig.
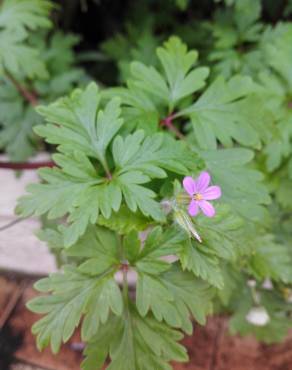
[0,218,26,232]
[160,114,185,140]
[0,281,27,330]
[0,160,54,170]
[5,71,38,107]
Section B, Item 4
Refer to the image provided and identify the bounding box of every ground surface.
[1,273,292,370]
[0,158,57,276]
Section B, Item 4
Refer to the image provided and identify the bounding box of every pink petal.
[196,171,211,192]
[202,186,221,200]
[188,200,199,216]
[183,176,197,195]
[198,200,216,217]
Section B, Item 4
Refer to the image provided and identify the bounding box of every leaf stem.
[160,114,185,140]
[102,158,112,180]
[0,160,54,170]
[0,217,26,232]
[5,70,38,107]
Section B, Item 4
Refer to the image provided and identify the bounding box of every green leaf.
[130,36,209,108]
[135,226,187,262]
[248,235,292,283]
[136,264,214,333]
[36,228,63,250]
[116,170,165,222]
[82,306,188,370]
[276,178,292,210]
[124,226,186,274]
[65,225,120,276]
[113,130,197,177]
[16,157,106,246]
[179,239,224,289]
[181,75,259,149]
[36,83,123,170]
[262,23,292,91]
[0,105,41,161]
[0,31,48,78]
[98,206,152,234]
[156,36,209,105]
[18,83,182,244]
[27,266,123,352]
[103,85,160,134]
[0,0,53,36]
[201,148,270,221]
[195,204,244,260]
[130,61,169,103]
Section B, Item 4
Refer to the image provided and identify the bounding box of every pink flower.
[183,171,221,218]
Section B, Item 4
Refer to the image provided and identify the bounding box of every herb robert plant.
[12,4,292,369]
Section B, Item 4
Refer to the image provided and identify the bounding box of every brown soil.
[1,273,292,370]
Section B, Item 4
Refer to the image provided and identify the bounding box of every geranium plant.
[0,0,85,163]
[3,0,292,369]
[15,29,292,368]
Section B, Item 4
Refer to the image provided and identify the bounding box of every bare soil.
[1,273,292,370]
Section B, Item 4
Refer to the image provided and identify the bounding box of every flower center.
[193,193,203,201]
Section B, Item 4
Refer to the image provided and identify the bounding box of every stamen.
[193,193,203,201]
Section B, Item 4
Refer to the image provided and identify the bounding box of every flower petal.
[188,200,199,216]
[183,176,197,195]
[196,171,211,192]
[202,186,222,200]
[198,200,216,217]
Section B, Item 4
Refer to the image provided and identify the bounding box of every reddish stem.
[0,160,54,170]
[120,262,129,273]
[160,114,185,140]
[6,71,38,106]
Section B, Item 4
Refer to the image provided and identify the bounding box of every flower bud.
[174,208,202,243]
